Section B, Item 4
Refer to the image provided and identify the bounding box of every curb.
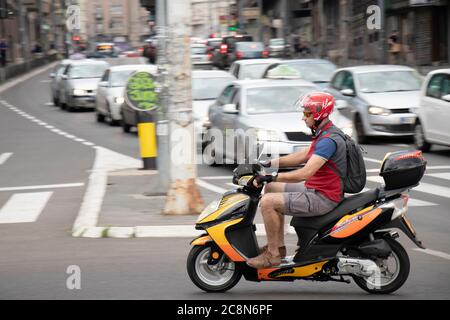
[74,224,297,239]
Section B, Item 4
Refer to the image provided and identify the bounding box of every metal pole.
[378,0,386,64]
[238,0,244,34]
[258,0,262,41]
[18,0,28,62]
[163,0,204,215]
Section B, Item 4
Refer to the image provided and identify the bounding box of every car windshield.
[246,86,314,114]
[110,70,138,87]
[236,42,264,52]
[241,64,272,79]
[358,71,423,93]
[191,46,207,54]
[288,62,336,82]
[270,39,284,46]
[70,64,108,79]
[192,76,234,100]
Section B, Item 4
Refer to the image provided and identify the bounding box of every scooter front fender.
[190,234,212,246]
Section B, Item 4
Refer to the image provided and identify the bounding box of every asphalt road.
[0,59,449,299]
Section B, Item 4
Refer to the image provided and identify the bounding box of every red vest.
[304,122,343,203]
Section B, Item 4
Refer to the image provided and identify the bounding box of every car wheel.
[414,121,431,152]
[96,112,105,123]
[121,116,131,133]
[354,114,368,144]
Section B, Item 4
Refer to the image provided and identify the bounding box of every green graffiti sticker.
[125,71,159,112]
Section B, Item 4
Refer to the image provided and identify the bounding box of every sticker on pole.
[125,71,159,112]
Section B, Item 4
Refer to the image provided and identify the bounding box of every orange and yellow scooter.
[187,150,426,294]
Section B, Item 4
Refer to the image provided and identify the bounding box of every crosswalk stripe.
[0,152,13,165]
[0,183,84,192]
[367,176,450,199]
[0,192,53,223]
[426,173,450,181]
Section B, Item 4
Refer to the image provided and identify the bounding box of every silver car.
[49,59,71,106]
[59,59,110,111]
[96,64,158,125]
[326,65,423,143]
[191,44,211,69]
[413,68,450,151]
[229,58,280,80]
[205,79,354,164]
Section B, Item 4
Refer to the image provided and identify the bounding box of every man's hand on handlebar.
[252,172,278,188]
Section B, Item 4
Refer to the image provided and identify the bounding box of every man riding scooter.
[247,92,347,269]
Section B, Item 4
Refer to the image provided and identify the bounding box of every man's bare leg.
[264,183,285,247]
[260,193,285,255]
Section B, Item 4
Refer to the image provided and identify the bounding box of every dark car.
[228,41,268,65]
[212,35,253,70]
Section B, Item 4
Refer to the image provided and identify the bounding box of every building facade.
[79,0,150,48]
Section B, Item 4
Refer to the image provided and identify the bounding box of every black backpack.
[327,129,367,194]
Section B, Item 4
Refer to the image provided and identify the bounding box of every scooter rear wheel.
[187,245,241,292]
[352,238,410,294]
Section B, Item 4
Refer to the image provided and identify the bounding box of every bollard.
[138,113,158,170]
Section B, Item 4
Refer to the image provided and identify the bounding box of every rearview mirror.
[223,104,238,114]
[98,81,109,88]
[340,89,355,96]
[61,75,68,80]
[442,94,450,102]
[49,73,56,79]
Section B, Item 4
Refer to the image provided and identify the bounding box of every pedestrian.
[388,30,401,64]
[0,39,7,67]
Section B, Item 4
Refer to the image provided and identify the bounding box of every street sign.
[125,71,159,112]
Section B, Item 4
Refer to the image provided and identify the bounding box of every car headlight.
[73,89,88,96]
[114,97,125,104]
[256,129,283,142]
[368,106,391,116]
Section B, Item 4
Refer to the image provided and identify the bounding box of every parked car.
[325,65,423,143]
[192,70,236,143]
[49,59,72,106]
[268,38,291,58]
[262,59,337,88]
[58,59,110,111]
[204,79,354,165]
[413,68,450,151]
[96,64,158,126]
[191,44,212,69]
[120,70,231,134]
[228,41,269,65]
[212,34,253,69]
[229,58,280,80]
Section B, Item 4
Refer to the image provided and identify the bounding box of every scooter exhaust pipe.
[337,258,380,277]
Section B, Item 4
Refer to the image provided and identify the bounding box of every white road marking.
[0,183,84,192]
[425,165,450,170]
[413,248,450,261]
[364,157,382,164]
[0,192,53,223]
[199,176,232,180]
[367,175,450,199]
[0,153,13,165]
[426,173,450,181]
[72,147,141,237]
[196,179,228,194]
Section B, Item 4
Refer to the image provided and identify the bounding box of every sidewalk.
[0,53,59,84]
[77,165,281,239]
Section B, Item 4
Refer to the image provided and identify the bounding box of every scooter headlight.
[196,200,220,223]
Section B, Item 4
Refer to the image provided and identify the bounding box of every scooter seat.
[290,188,380,230]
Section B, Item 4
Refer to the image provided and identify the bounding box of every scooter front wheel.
[187,245,241,292]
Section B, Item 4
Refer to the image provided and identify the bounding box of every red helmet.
[295,92,335,123]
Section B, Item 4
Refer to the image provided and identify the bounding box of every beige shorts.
[282,183,339,217]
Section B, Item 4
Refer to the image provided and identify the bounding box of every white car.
[326,65,423,143]
[191,44,211,69]
[229,59,280,80]
[96,64,158,125]
[192,70,236,143]
[413,68,450,151]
